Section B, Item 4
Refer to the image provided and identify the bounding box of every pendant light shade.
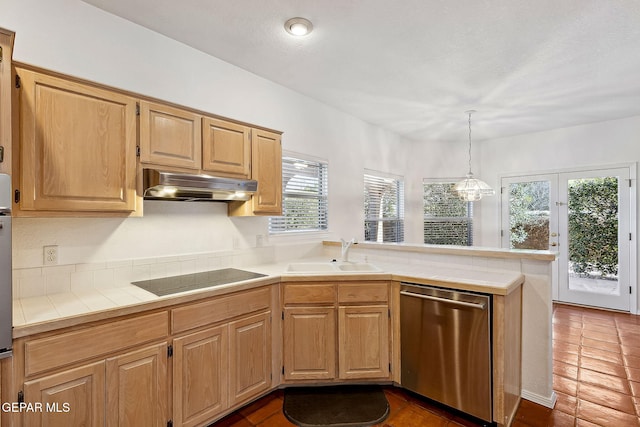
[454,111,495,201]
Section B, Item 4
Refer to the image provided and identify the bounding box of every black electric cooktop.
[131,268,267,296]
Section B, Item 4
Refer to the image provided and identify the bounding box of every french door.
[501,167,633,312]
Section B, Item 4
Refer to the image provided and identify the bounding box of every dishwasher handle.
[400,290,487,310]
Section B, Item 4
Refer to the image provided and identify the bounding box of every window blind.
[423,181,473,245]
[364,172,405,243]
[269,156,328,233]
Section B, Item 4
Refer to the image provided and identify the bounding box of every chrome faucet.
[340,238,356,262]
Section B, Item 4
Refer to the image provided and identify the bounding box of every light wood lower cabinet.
[173,325,228,427]
[23,361,105,427]
[338,306,389,380]
[22,343,168,427]
[282,281,391,383]
[228,312,272,406]
[283,307,336,381]
[106,343,168,427]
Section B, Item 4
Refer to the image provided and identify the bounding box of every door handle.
[550,242,558,247]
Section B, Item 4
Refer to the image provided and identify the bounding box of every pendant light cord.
[467,111,473,175]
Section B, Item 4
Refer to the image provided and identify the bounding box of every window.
[269,155,328,233]
[423,180,473,245]
[364,171,404,242]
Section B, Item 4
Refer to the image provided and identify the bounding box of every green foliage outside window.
[568,177,618,277]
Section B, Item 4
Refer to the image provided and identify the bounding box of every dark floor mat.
[283,385,390,427]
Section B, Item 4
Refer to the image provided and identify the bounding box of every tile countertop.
[12,258,525,338]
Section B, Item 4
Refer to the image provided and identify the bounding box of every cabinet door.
[23,361,105,427]
[202,118,250,178]
[283,307,336,381]
[338,306,390,380]
[173,325,228,427]
[228,312,271,406]
[105,343,168,427]
[17,68,137,212]
[250,129,282,215]
[139,101,201,170]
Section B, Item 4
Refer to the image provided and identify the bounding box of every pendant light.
[453,110,495,202]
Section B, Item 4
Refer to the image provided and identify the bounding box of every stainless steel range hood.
[143,169,257,201]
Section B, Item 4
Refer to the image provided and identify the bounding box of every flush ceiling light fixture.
[284,17,313,36]
[453,110,495,202]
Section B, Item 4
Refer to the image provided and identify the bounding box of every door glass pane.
[567,177,620,295]
[508,181,550,250]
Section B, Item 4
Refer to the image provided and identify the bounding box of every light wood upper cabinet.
[228,129,282,216]
[202,118,251,178]
[250,129,282,215]
[139,101,201,170]
[15,67,137,213]
[0,29,14,176]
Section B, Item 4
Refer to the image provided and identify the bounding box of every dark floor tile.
[580,346,624,365]
[579,355,627,378]
[208,413,252,427]
[256,411,296,427]
[239,396,283,425]
[548,410,576,427]
[554,340,581,355]
[384,405,449,426]
[554,391,578,416]
[626,365,640,383]
[514,399,552,426]
[577,382,635,415]
[554,374,578,396]
[582,322,615,335]
[575,418,600,427]
[622,344,640,358]
[581,329,619,344]
[581,337,621,352]
[554,360,579,380]
[578,368,631,394]
[577,399,640,426]
[554,350,579,366]
[624,353,640,369]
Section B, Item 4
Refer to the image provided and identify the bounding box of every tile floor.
[210,303,640,427]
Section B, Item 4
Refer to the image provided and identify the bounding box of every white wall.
[1,0,412,267]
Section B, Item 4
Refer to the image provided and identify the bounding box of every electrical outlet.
[43,245,59,266]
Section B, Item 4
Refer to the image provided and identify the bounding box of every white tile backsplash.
[12,245,282,298]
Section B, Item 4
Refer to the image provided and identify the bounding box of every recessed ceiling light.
[284,17,313,36]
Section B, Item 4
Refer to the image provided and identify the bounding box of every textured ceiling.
[82,0,640,142]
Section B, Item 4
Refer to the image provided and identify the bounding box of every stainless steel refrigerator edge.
[400,283,492,423]
[0,173,12,359]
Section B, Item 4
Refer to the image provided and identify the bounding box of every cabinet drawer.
[283,284,336,305]
[172,287,271,334]
[25,311,168,377]
[338,283,388,304]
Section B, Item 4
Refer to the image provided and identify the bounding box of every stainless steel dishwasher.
[400,283,492,424]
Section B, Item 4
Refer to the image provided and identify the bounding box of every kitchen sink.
[285,261,382,273]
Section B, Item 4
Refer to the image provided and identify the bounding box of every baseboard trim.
[521,389,557,409]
